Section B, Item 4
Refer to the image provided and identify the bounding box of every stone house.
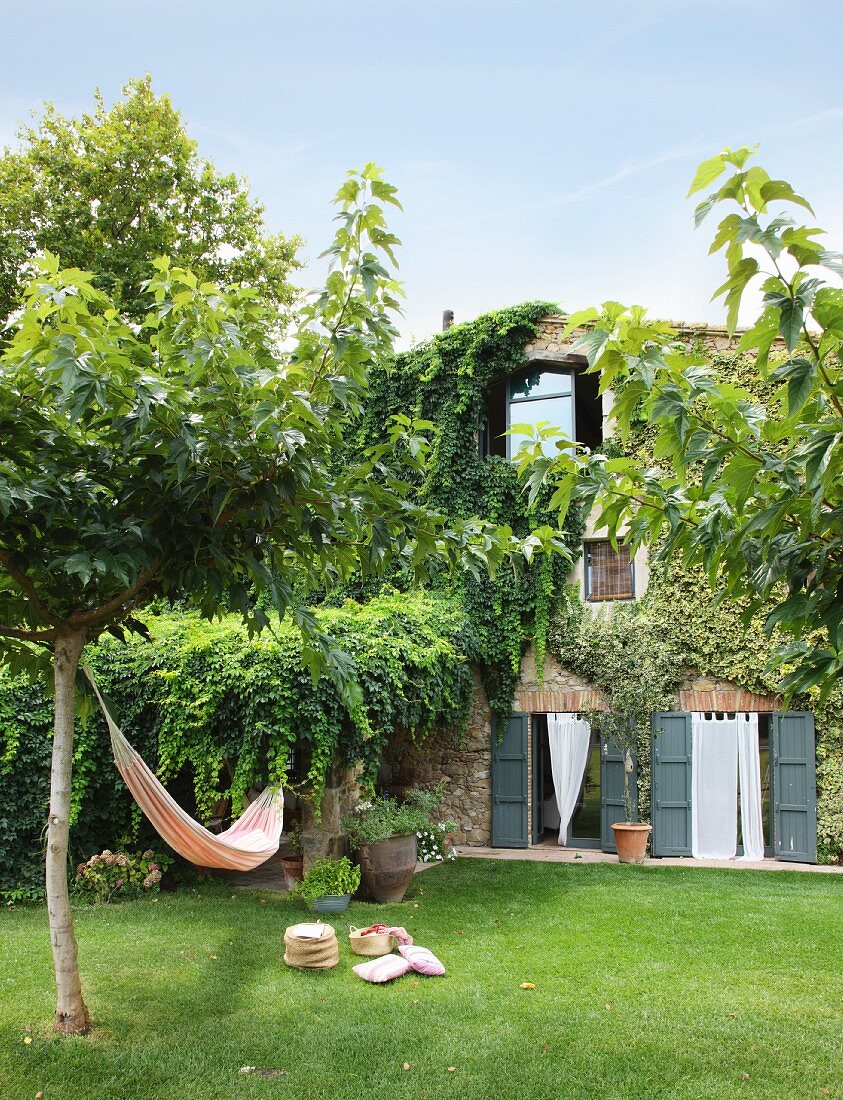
[377,315,822,865]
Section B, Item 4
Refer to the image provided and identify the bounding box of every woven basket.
[284,923,339,969]
[348,926,395,957]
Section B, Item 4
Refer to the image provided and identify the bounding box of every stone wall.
[678,674,781,713]
[300,764,362,869]
[524,314,774,359]
[515,645,607,715]
[383,669,493,846]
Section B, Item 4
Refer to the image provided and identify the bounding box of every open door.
[651,713,692,857]
[772,712,817,863]
[492,714,528,848]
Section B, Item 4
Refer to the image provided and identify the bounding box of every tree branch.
[0,550,63,626]
[0,624,57,642]
[66,560,160,628]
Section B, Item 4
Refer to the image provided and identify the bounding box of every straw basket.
[348,926,395,957]
[284,923,339,969]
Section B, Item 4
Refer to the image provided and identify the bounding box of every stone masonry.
[384,669,493,846]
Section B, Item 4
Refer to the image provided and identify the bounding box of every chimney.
[442,309,454,331]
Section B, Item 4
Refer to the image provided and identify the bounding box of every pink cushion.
[398,944,446,977]
[352,955,412,984]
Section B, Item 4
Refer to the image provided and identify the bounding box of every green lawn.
[2,861,841,1100]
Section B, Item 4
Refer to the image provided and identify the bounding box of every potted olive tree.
[344,785,445,902]
[597,712,650,864]
[294,856,360,914]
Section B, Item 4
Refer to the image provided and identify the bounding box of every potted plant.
[294,856,360,914]
[597,713,651,864]
[279,820,304,884]
[344,783,446,902]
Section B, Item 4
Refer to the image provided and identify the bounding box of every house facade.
[379,313,827,865]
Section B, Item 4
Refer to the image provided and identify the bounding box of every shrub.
[72,849,172,904]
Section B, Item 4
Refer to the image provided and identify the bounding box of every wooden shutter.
[586,541,634,601]
[492,714,528,848]
[651,713,692,856]
[772,712,817,863]
[531,718,544,845]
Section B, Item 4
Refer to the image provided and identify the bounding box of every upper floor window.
[508,369,573,458]
[585,540,634,602]
[481,362,602,459]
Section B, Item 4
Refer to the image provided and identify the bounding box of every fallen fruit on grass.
[23,1036,32,1045]
[402,1062,411,1071]
[520,982,536,990]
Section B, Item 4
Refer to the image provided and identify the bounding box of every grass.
[1,860,841,1100]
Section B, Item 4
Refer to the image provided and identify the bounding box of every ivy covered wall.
[0,590,477,899]
[356,302,585,713]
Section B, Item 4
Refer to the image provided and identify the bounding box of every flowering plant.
[343,782,448,849]
[73,849,172,904]
[416,822,457,863]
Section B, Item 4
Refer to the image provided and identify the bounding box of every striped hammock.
[84,670,284,871]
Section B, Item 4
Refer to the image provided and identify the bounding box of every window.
[480,361,602,459]
[507,368,573,459]
[585,541,634,602]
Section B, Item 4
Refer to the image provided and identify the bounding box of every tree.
[519,147,843,699]
[0,76,301,325]
[0,165,563,1035]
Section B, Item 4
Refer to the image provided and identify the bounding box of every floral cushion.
[398,944,446,977]
[352,954,413,983]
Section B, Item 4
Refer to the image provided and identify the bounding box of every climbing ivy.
[0,589,478,898]
[356,303,585,712]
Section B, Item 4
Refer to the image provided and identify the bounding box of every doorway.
[650,711,816,862]
[531,714,633,851]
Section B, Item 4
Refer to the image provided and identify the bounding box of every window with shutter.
[585,541,635,602]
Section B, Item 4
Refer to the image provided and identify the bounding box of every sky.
[2,0,842,347]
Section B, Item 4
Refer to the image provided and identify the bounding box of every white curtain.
[738,714,764,860]
[547,713,591,845]
[691,713,738,859]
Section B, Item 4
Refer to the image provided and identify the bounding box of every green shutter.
[772,712,817,863]
[651,713,692,856]
[600,734,637,852]
[531,718,544,844]
[492,714,528,848]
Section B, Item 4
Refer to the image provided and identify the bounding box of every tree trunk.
[47,630,91,1035]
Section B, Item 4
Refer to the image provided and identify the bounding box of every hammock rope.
[84,669,284,871]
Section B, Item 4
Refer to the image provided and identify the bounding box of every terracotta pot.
[358,833,418,903]
[611,823,652,864]
[280,856,304,884]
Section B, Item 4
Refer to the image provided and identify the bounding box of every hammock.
[85,670,284,871]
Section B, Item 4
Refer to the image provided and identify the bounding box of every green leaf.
[777,298,804,352]
[758,180,814,215]
[720,451,761,508]
[687,154,727,198]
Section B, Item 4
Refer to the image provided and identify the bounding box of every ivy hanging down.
[0,589,478,899]
[353,303,585,713]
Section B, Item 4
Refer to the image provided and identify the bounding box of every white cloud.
[545,136,706,209]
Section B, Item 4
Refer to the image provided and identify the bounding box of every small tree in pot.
[591,709,650,864]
